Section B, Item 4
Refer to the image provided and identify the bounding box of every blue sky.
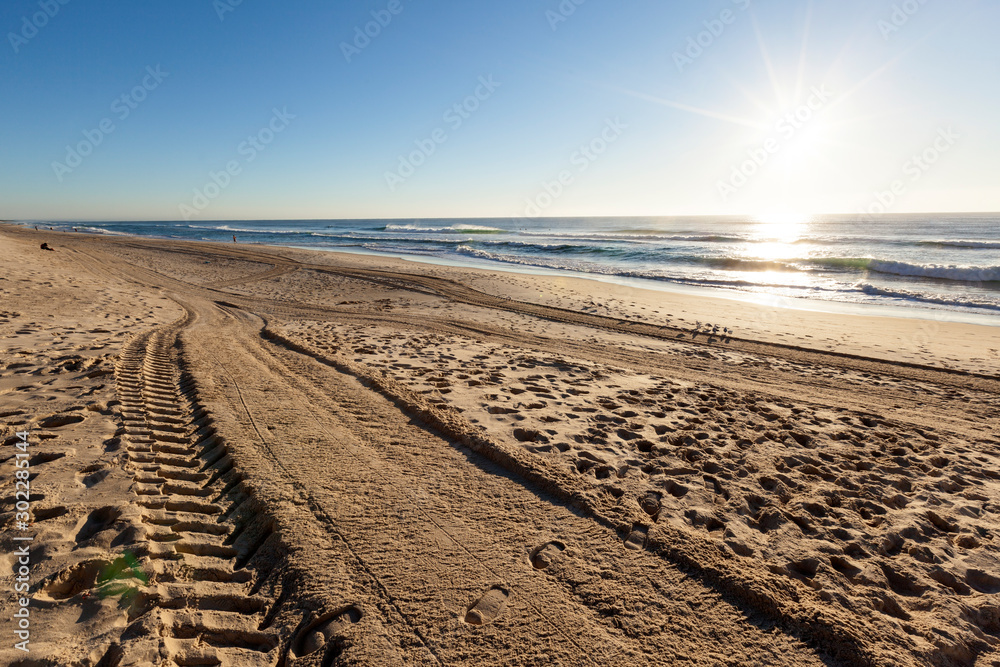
[1,0,996,221]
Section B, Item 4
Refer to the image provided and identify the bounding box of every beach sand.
[1,224,998,666]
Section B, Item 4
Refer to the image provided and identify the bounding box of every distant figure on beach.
[73,227,77,232]
[233,235,237,243]
[40,243,54,251]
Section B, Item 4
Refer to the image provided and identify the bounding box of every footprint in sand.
[464,587,510,625]
[663,480,689,498]
[33,505,68,522]
[638,492,662,520]
[28,450,66,466]
[513,428,548,444]
[623,524,648,550]
[76,506,123,543]
[530,541,566,570]
[39,559,106,601]
[295,605,363,657]
[38,412,85,429]
[76,463,111,488]
[928,568,970,595]
[967,570,1000,594]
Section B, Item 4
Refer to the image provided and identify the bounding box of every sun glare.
[754,211,811,239]
[750,211,812,260]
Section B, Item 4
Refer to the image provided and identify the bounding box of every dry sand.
[1,224,998,666]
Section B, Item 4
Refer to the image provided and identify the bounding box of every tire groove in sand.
[209,354,448,666]
[186,302,830,665]
[110,309,286,667]
[204,305,602,665]
[260,308,991,438]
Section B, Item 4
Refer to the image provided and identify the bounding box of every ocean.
[22,214,1000,324]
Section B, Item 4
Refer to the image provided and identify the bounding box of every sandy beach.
[1,223,998,666]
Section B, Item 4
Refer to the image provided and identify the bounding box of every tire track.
[257,322,887,666]
[206,340,448,667]
[108,311,287,667]
[204,264,299,289]
[204,305,585,665]
[187,305,830,666]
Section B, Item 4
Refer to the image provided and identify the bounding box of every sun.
[754,210,811,240]
[749,210,812,260]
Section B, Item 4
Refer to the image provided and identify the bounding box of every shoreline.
[292,243,1000,328]
[5,221,1000,329]
[6,220,1000,328]
[4,222,996,377]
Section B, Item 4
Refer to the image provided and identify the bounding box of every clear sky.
[1,0,997,221]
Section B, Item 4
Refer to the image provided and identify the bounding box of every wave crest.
[695,256,1000,282]
[383,223,504,234]
[918,239,1000,249]
[857,283,1000,311]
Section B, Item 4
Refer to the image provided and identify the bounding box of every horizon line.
[4,210,1000,224]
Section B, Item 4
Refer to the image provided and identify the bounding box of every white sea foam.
[867,260,1000,283]
[384,223,504,234]
[857,283,1000,311]
[76,226,131,236]
[918,239,1000,249]
[188,224,305,234]
[517,230,747,243]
